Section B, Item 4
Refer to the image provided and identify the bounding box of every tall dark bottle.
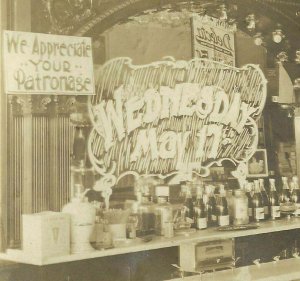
[204,185,217,227]
[194,186,207,229]
[269,178,280,220]
[280,177,291,204]
[252,180,264,222]
[73,127,86,161]
[259,179,270,220]
[183,186,194,225]
[216,185,229,226]
[246,182,253,222]
[291,176,300,208]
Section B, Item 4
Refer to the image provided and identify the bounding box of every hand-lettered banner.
[192,15,236,66]
[88,57,267,185]
[3,30,94,95]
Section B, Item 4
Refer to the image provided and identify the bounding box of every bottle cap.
[155,185,169,197]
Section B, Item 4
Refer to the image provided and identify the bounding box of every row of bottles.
[126,176,300,239]
[246,176,300,223]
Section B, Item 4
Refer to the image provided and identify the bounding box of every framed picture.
[247,149,269,178]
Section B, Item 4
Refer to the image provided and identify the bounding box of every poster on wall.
[88,57,267,189]
[2,30,95,95]
[191,15,236,66]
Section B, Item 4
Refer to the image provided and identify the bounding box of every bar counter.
[166,258,300,281]
[1,218,300,266]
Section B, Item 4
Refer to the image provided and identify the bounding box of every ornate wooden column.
[49,96,75,211]
[6,95,74,248]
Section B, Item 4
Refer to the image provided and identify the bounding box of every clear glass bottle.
[280,177,291,204]
[137,190,156,237]
[259,179,270,220]
[233,189,249,225]
[154,186,173,236]
[269,178,280,220]
[193,186,207,229]
[252,180,264,222]
[216,185,229,226]
[291,176,300,208]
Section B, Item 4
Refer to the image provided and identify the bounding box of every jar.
[232,189,249,225]
[138,195,155,236]
[154,186,173,236]
[62,184,96,254]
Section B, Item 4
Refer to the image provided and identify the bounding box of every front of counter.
[167,258,300,281]
[1,218,300,266]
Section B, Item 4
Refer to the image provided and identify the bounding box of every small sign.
[2,30,94,95]
[192,15,236,66]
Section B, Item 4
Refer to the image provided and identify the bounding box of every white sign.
[3,30,94,95]
[192,15,236,66]
[88,57,267,188]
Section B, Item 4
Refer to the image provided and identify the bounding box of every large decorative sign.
[88,57,267,188]
[192,15,236,66]
[3,30,94,95]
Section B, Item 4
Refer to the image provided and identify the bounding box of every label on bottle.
[218,215,229,226]
[271,206,280,219]
[196,218,207,229]
[254,207,264,220]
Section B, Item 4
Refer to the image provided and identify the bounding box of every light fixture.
[253,33,263,46]
[246,14,256,32]
[219,4,227,21]
[272,29,285,43]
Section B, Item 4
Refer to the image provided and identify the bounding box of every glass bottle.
[269,178,280,220]
[252,180,264,222]
[73,127,86,161]
[246,182,253,222]
[216,185,229,226]
[137,189,156,237]
[280,177,291,204]
[204,185,217,227]
[233,189,249,225]
[179,181,187,204]
[291,176,300,208]
[154,186,173,236]
[193,186,207,229]
[259,179,270,220]
[183,185,194,224]
[226,190,234,224]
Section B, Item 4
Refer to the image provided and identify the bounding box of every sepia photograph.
[247,149,269,178]
[0,0,300,281]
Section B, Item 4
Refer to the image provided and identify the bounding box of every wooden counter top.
[1,218,300,266]
[166,258,300,281]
